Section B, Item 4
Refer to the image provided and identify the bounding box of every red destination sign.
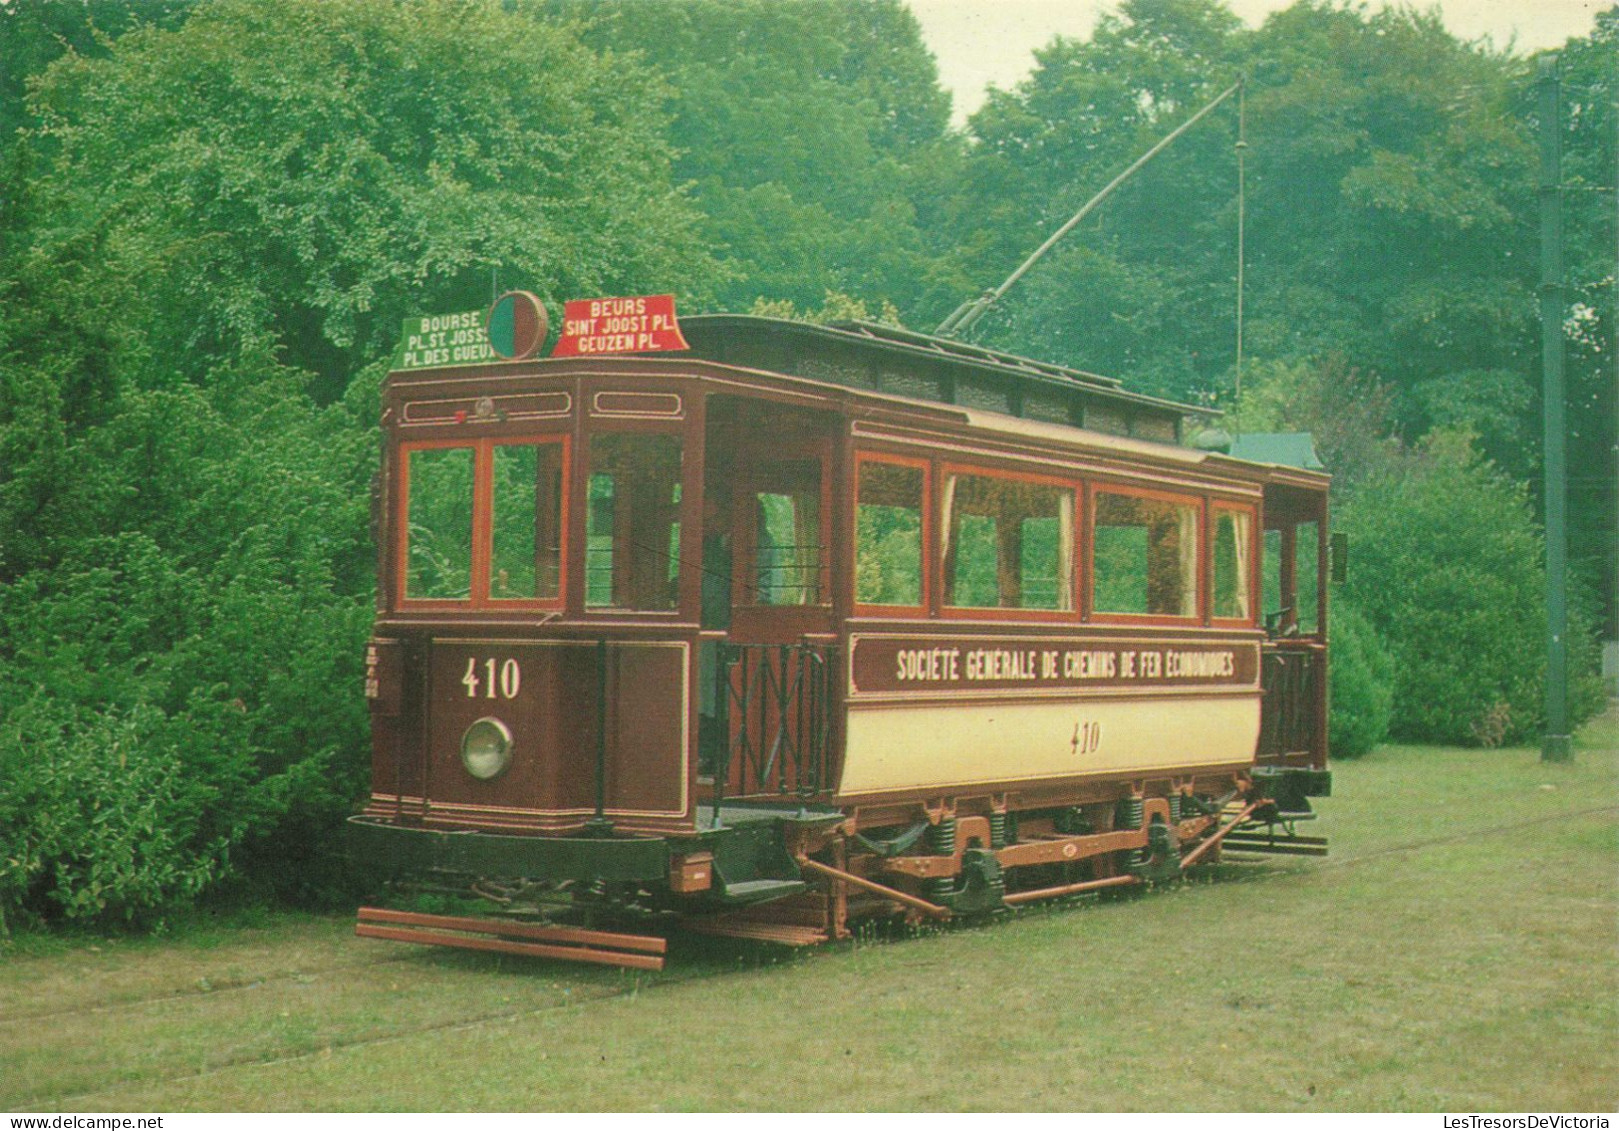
[551,294,689,357]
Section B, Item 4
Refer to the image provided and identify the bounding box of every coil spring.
[989,811,1009,849]
[1117,795,1146,871]
[925,818,958,903]
[1116,795,1144,832]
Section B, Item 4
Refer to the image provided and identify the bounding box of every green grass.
[2,711,1614,1111]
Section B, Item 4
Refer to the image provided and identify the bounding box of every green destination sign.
[391,309,497,371]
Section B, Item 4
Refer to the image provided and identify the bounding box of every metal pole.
[1539,57,1572,762]
[1235,77,1247,401]
[587,638,615,832]
[935,80,1244,338]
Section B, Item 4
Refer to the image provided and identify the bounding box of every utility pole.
[1539,56,1572,763]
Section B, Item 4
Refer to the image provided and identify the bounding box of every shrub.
[1328,597,1395,758]
[0,698,223,926]
[1337,430,1605,746]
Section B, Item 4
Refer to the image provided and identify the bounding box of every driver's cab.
[1258,480,1329,769]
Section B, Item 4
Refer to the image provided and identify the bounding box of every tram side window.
[1092,491,1198,618]
[1263,527,1283,625]
[855,460,924,608]
[404,446,475,601]
[1211,506,1254,621]
[586,433,683,611]
[1296,520,1320,635]
[490,442,564,602]
[748,460,822,606]
[943,473,1074,611]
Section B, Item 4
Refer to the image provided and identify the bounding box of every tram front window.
[490,442,564,601]
[404,446,475,600]
[586,432,683,611]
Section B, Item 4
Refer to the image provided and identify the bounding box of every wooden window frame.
[1208,499,1259,628]
[937,461,1080,624]
[1087,481,1205,627]
[852,451,932,617]
[733,437,834,612]
[396,433,571,613]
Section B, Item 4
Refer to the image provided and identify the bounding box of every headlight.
[460,717,513,781]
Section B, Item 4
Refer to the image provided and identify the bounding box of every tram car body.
[350,314,1331,964]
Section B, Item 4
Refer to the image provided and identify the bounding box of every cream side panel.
[839,695,1260,796]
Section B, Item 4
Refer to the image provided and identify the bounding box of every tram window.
[1296,520,1320,635]
[748,460,822,606]
[855,460,924,608]
[490,442,564,602]
[586,433,683,611]
[943,473,1074,611]
[1211,506,1254,621]
[404,446,474,601]
[1263,527,1283,625]
[1092,491,1198,618]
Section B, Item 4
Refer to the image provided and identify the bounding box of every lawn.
[2,712,1614,1111]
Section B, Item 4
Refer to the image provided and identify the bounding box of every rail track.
[13,797,1610,1108]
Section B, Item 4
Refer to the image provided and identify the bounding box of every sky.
[909,0,1610,121]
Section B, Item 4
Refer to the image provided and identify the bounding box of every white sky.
[909,0,1610,122]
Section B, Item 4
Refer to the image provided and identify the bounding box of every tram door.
[1258,483,1329,769]
[700,400,836,797]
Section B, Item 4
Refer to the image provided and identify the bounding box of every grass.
[1,711,1614,1111]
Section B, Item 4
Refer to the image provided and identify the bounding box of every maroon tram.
[350,312,1331,968]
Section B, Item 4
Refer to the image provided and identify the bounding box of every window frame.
[395,433,571,613]
[581,426,689,616]
[1207,499,1259,628]
[1086,481,1205,626]
[852,451,932,617]
[732,438,834,612]
[937,461,1080,623]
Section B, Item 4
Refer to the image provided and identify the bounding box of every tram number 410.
[1071,719,1102,757]
[463,657,521,700]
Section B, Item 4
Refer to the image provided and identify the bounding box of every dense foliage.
[0,0,713,924]
[1336,432,1606,746]
[0,0,1610,924]
[1325,599,1395,758]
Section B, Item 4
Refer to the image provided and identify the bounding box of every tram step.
[355,906,666,970]
[1221,835,1329,857]
[682,916,828,946]
[717,878,809,904]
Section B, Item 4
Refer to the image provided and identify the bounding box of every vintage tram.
[349,310,1331,969]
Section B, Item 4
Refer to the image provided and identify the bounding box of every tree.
[543,0,959,315]
[945,0,1542,435]
[0,0,720,923]
[1336,431,1605,746]
[19,0,717,402]
[1550,7,1618,640]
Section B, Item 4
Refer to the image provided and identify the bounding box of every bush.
[1328,598,1395,758]
[1337,430,1605,746]
[0,698,223,926]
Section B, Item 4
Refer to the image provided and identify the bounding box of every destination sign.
[850,635,1260,696]
[391,309,497,371]
[552,294,688,357]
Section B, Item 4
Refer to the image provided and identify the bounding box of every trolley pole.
[1539,57,1572,763]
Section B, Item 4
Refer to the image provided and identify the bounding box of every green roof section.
[1228,432,1326,470]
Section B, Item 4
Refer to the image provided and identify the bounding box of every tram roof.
[677,315,1208,442]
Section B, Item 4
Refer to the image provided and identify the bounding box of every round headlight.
[460,717,513,781]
